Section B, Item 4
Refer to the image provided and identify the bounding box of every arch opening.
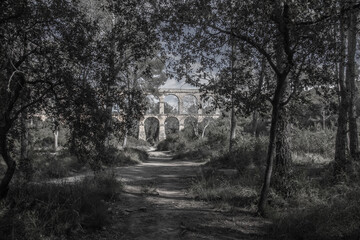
[183,116,198,139]
[182,95,198,114]
[165,117,179,137]
[144,117,159,144]
[164,95,179,114]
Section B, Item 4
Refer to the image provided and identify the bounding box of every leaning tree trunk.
[346,9,359,161]
[272,106,292,197]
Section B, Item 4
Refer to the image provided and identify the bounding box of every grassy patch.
[0,173,122,239]
[270,184,360,240]
[190,167,262,209]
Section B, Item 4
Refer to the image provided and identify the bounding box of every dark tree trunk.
[229,98,237,152]
[272,106,293,197]
[334,8,349,176]
[19,109,33,180]
[20,110,29,161]
[334,96,349,175]
[0,130,16,199]
[346,10,358,160]
[258,74,287,215]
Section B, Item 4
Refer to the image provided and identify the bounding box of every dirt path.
[82,151,272,240]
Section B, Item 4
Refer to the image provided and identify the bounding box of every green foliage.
[0,174,122,239]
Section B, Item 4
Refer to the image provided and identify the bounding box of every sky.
[159,78,198,89]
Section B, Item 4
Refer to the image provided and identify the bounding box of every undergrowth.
[190,169,261,210]
[0,172,122,240]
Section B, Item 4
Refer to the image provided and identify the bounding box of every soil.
[76,150,272,240]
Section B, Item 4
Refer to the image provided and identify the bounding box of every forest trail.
[83,150,272,240]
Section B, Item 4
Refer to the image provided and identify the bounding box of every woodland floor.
[73,150,272,240]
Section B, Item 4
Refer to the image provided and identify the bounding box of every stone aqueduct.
[138,88,221,141]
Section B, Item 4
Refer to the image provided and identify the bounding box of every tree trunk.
[19,109,33,180]
[0,131,16,199]
[258,74,287,215]
[334,8,349,176]
[20,110,29,160]
[272,106,293,197]
[334,96,349,175]
[122,129,128,148]
[229,98,236,152]
[258,4,291,214]
[346,10,358,160]
[322,109,327,130]
[201,120,210,139]
[54,130,59,152]
[252,111,260,137]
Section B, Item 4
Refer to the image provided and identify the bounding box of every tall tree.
[160,0,340,215]
[0,0,98,198]
[81,0,161,147]
[346,7,359,161]
[333,1,360,176]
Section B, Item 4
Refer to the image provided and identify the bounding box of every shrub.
[82,171,122,201]
[156,134,185,151]
[124,147,149,163]
[291,128,335,158]
[125,136,151,149]
[172,148,212,161]
[207,135,267,172]
[101,147,133,166]
[0,174,122,239]
[31,150,84,180]
[271,189,360,240]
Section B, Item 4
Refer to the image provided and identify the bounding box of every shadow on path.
[82,150,272,240]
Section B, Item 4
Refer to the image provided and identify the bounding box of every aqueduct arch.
[139,89,221,141]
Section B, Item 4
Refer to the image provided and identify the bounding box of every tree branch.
[207,24,281,76]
